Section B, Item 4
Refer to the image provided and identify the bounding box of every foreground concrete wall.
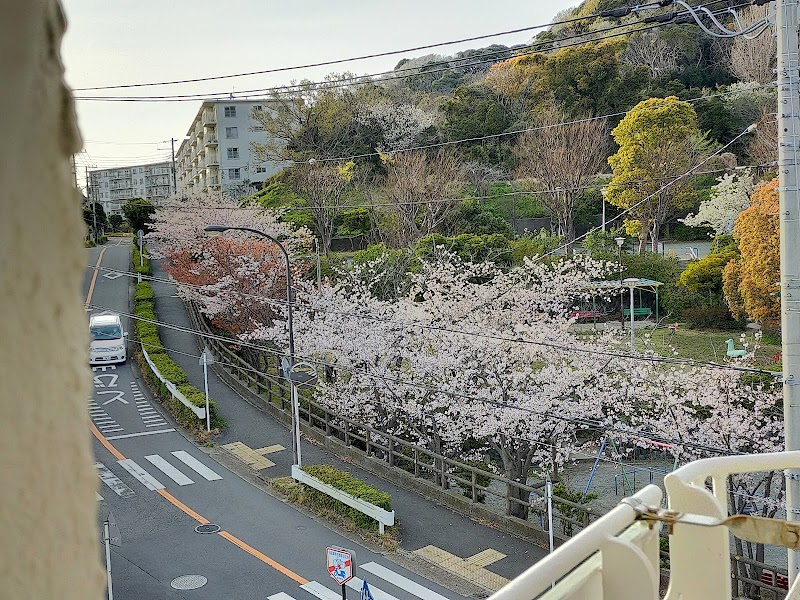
[0,2,104,598]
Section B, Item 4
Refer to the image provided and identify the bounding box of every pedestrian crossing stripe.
[146,454,194,486]
[280,564,456,600]
[172,450,223,481]
[95,452,224,495]
[361,563,451,600]
[118,458,164,490]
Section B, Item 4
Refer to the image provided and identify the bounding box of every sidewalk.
[149,259,548,592]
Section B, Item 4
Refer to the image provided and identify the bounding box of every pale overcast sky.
[62,0,578,185]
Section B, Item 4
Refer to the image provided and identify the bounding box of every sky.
[62,0,580,189]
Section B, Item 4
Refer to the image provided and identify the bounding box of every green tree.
[109,214,124,231]
[122,198,156,233]
[83,202,108,232]
[678,251,738,299]
[606,96,703,253]
[441,85,513,141]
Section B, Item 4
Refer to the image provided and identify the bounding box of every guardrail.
[291,465,395,533]
[140,344,205,420]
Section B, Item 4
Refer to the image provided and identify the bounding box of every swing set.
[582,435,678,498]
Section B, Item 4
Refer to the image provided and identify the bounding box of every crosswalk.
[279,562,454,600]
[96,450,224,497]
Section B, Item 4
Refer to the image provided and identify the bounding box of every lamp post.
[204,224,303,467]
[623,277,640,350]
[615,237,626,330]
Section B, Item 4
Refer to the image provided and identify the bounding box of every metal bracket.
[620,496,800,548]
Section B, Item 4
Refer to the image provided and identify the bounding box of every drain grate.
[194,523,221,534]
[171,575,208,590]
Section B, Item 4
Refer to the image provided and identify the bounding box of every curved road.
[86,238,466,600]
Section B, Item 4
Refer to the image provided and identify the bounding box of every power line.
[86,262,781,378]
[72,7,615,92]
[73,2,749,103]
[88,300,770,457]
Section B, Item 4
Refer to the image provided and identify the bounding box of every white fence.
[140,345,206,420]
[291,465,395,534]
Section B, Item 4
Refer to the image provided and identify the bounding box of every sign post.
[103,510,121,600]
[326,546,355,600]
[199,348,215,432]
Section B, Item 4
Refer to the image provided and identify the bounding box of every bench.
[569,310,603,320]
[623,307,652,319]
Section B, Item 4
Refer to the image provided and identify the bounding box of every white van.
[89,313,127,365]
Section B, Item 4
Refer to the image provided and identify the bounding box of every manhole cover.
[194,523,221,534]
[171,575,208,590]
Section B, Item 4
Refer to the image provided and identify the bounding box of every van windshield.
[90,324,122,341]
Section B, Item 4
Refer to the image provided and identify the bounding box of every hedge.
[301,464,392,530]
[131,267,224,432]
[132,244,152,276]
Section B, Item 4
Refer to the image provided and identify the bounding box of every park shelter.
[573,278,664,324]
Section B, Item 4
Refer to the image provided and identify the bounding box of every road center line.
[85,246,107,308]
[89,406,304,581]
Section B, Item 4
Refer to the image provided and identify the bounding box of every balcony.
[202,110,216,126]
[490,451,800,600]
[205,136,218,146]
[206,154,219,166]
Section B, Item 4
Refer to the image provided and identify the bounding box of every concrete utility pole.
[170,137,177,194]
[777,0,800,581]
[85,166,97,244]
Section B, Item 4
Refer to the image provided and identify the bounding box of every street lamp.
[615,237,626,330]
[204,224,303,467]
[623,277,640,350]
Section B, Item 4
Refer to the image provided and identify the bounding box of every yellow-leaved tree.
[722,179,781,329]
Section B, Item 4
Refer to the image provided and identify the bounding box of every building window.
[225,126,238,139]
[228,168,241,180]
[224,106,237,118]
[227,147,239,159]
[255,165,267,173]
[254,104,263,111]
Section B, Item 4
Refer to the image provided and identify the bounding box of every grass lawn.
[635,326,782,368]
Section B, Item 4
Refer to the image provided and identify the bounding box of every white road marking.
[146,422,167,428]
[118,459,164,491]
[105,429,174,440]
[101,427,125,433]
[96,492,104,501]
[360,563,451,600]
[98,390,128,405]
[300,581,340,600]
[346,578,398,600]
[95,462,135,498]
[171,451,223,481]
[145,455,193,485]
[268,593,296,600]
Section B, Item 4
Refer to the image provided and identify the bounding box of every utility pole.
[170,137,177,194]
[71,155,78,188]
[777,0,800,581]
[86,166,97,244]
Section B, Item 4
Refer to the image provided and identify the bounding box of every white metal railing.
[488,452,800,600]
[291,465,395,533]
[141,345,205,420]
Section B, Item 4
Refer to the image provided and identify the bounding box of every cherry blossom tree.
[355,101,437,153]
[682,169,754,236]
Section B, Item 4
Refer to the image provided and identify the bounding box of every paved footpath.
[148,258,548,594]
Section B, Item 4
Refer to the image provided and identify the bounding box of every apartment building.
[175,100,284,195]
[88,161,174,215]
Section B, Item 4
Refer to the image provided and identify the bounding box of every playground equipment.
[725,338,748,358]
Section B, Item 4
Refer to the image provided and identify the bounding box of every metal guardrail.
[291,465,395,533]
[140,344,206,420]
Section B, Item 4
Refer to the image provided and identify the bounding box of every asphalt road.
[86,239,469,600]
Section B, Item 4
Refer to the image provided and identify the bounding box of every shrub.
[669,222,713,241]
[148,353,189,385]
[301,464,392,530]
[134,282,155,302]
[336,208,372,236]
[682,305,742,330]
[710,234,737,254]
[132,244,152,276]
[414,233,512,265]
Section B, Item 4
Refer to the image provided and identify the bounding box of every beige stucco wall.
[0,2,104,598]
